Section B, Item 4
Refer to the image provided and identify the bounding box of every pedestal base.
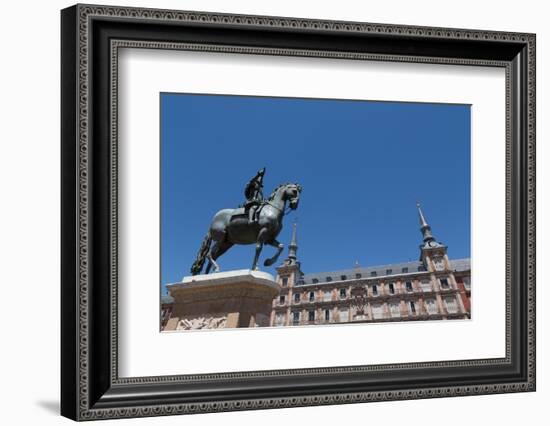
[164,270,280,331]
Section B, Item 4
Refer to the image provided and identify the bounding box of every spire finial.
[290,221,297,247]
[285,220,299,265]
[417,201,429,228]
[416,201,435,244]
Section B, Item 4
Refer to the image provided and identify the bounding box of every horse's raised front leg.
[264,239,284,267]
[252,228,269,271]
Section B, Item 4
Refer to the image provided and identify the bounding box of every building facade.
[270,204,471,327]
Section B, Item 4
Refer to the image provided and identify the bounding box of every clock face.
[433,257,445,271]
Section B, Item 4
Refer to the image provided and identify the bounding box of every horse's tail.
[190,232,212,275]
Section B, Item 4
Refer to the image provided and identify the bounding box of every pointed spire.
[417,201,429,228]
[286,221,298,264]
[416,201,435,244]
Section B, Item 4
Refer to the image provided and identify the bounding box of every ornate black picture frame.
[61,3,536,421]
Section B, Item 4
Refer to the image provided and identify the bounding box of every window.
[440,278,450,289]
[326,276,332,282]
[294,293,301,303]
[279,295,285,304]
[386,269,392,275]
[409,301,416,314]
[372,284,378,296]
[275,313,285,326]
[341,275,347,281]
[281,277,288,287]
[292,311,300,325]
[355,273,362,279]
[372,304,384,319]
[308,310,315,322]
[339,309,349,322]
[418,265,426,271]
[405,281,413,292]
[402,267,409,273]
[339,288,347,299]
[323,290,332,301]
[389,283,395,294]
[420,280,432,292]
[389,303,401,318]
[463,277,471,290]
[324,309,330,321]
[425,299,438,315]
[444,297,458,314]
[370,271,377,277]
[312,278,319,284]
[309,291,315,302]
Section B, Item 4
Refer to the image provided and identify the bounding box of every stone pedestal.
[164,270,280,331]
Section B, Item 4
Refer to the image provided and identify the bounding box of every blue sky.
[161,93,470,292]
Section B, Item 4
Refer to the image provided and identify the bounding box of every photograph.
[159,93,472,331]
[58,3,536,420]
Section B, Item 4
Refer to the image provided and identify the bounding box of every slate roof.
[449,258,471,273]
[297,258,470,286]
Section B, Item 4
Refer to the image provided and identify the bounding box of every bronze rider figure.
[244,167,265,224]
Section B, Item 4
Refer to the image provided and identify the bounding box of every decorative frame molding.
[61,3,535,421]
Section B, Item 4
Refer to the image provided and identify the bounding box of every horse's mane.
[268,183,301,200]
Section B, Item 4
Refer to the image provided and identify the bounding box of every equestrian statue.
[190,169,302,275]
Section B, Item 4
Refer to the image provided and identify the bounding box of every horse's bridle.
[265,198,296,216]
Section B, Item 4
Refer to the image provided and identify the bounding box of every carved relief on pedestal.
[176,316,227,330]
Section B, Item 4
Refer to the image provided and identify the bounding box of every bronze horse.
[190,183,302,275]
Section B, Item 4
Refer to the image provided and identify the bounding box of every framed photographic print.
[61,3,536,421]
